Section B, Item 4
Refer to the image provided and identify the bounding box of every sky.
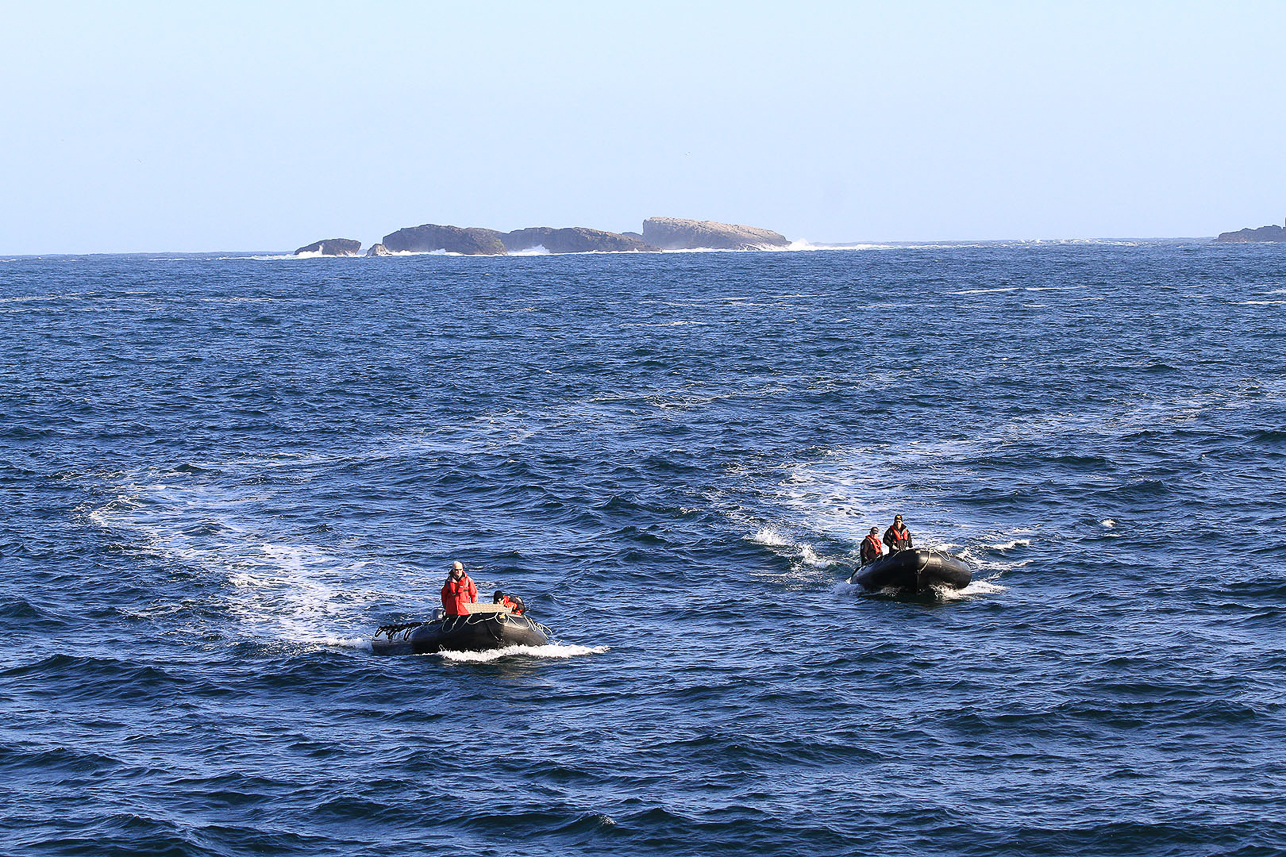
[1,0,1284,253]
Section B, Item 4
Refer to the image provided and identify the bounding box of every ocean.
[2,241,1284,856]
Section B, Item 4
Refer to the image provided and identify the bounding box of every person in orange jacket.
[440,561,478,616]
[492,590,526,615]
[860,526,885,565]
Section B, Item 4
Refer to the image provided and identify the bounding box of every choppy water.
[2,242,1285,856]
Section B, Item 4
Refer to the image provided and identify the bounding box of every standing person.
[883,515,913,553]
[860,526,885,565]
[441,561,478,616]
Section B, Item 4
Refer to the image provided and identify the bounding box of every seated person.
[492,590,525,615]
[860,526,885,565]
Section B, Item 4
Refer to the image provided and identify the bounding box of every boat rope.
[377,611,548,639]
[374,621,424,640]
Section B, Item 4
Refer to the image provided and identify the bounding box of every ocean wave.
[743,524,838,572]
[246,252,368,261]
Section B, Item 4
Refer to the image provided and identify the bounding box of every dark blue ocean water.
[2,242,1285,856]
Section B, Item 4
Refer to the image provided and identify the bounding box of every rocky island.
[379,223,657,255]
[294,238,362,256]
[502,227,653,254]
[642,217,789,250]
[301,217,792,257]
[1215,219,1286,242]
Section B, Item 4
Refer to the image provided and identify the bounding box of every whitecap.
[746,526,791,548]
[979,538,1032,551]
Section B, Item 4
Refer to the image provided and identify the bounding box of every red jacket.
[861,533,885,564]
[441,574,478,616]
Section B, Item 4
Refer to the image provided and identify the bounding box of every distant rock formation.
[382,224,507,255]
[300,217,794,258]
[642,217,790,250]
[1215,219,1286,242]
[295,238,362,256]
[501,227,655,254]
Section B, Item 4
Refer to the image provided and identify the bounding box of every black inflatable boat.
[848,548,972,593]
[372,606,550,656]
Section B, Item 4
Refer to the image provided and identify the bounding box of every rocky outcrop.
[501,227,655,254]
[642,217,789,250]
[357,217,793,256]
[295,238,362,256]
[381,224,507,255]
[1215,220,1286,242]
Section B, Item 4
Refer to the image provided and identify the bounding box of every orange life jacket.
[884,524,911,548]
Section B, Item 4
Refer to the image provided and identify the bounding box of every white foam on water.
[718,437,1046,592]
[977,536,1032,551]
[833,577,1005,602]
[727,376,1286,598]
[746,526,791,548]
[434,643,609,662]
[937,578,1008,600]
[798,543,827,567]
[87,471,426,646]
[741,522,844,578]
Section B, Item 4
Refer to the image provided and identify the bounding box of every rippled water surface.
[2,243,1285,856]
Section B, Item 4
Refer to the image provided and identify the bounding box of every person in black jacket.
[860,526,885,565]
[883,515,913,553]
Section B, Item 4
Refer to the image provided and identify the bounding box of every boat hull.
[372,613,549,655]
[849,548,972,593]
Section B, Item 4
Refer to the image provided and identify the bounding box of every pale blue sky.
[2,1,1283,252]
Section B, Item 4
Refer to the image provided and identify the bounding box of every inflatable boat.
[848,548,972,593]
[372,603,550,655]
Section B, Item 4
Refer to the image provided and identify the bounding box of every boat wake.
[434,643,609,663]
[830,576,1006,602]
